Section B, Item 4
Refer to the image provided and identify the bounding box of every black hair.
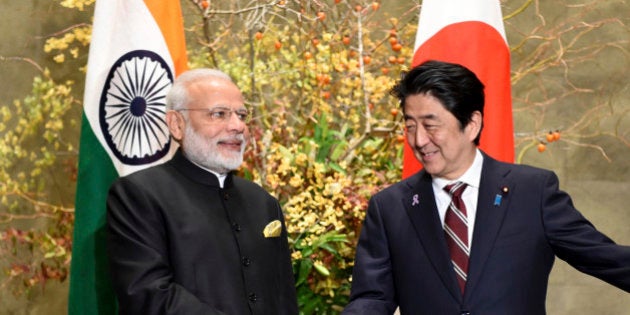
[391,60,485,145]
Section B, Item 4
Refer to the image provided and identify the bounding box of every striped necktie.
[444,182,469,293]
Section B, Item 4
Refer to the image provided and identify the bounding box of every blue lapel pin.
[494,194,502,206]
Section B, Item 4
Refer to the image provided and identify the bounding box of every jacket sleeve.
[342,196,398,315]
[106,177,227,315]
[541,171,630,292]
[276,200,300,314]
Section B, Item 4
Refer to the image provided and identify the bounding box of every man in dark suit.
[106,69,298,314]
[343,60,630,314]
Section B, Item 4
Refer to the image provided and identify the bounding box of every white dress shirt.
[432,149,483,246]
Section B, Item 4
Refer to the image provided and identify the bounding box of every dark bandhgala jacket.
[343,152,630,315]
[107,150,298,315]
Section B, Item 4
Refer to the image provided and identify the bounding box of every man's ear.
[467,110,483,141]
[166,110,184,141]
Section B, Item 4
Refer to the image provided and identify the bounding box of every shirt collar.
[188,160,228,188]
[433,149,483,189]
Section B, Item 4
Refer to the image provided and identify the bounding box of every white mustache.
[217,134,246,145]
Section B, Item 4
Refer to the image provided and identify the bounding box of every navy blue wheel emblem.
[99,50,173,165]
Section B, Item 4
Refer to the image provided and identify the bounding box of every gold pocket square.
[263,220,282,238]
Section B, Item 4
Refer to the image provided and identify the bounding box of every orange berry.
[322,75,331,84]
[304,51,313,60]
[396,134,405,143]
[390,108,399,116]
[311,38,320,46]
[389,37,398,46]
[317,11,326,21]
[392,43,403,52]
[200,0,209,9]
[363,55,372,65]
[335,0,342,3]
[537,143,547,153]
[396,57,406,64]
[274,41,282,50]
[389,29,397,38]
[342,36,351,45]
[388,56,397,64]
[255,31,263,40]
[552,130,561,141]
[372,2,380,11]
[355,5,362,12]
[546,131,555,143]
[321,91,331,99]
[316,74,331,85]
[381,67,390,75]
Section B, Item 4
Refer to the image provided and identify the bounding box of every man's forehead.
[188,80,243,101]
[188,78,235,90]
[404,112,440,122]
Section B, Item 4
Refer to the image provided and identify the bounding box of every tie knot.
[444,182,467,198]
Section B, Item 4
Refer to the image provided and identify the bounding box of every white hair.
[165,68,233,111]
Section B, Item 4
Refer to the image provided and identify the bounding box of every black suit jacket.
[344,152,630,315]
[107,150,298,314]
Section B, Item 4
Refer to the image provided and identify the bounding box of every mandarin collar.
[170,149,234,188]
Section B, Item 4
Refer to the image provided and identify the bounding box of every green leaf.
[295,259,313,286]
[329,162,346,175]
[314,263,330,276]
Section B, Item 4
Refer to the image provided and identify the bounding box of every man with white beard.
[106,69,298,315]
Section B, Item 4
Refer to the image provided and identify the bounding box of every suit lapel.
[465,154,513,297]
[403,171,462,302]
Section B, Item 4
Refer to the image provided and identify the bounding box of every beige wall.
[506,0,630,311]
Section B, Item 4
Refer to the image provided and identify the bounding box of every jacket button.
[223,193,230,200]
[242,257,251,266]
[232,223,241,232]
[248,293,257,302]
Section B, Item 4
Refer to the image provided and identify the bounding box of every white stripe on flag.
[83,0,177,176]
[414,0,507,51]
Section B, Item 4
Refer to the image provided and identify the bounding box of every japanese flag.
[402,0,514,178]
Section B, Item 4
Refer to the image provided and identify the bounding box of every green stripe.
[68,113,119,315]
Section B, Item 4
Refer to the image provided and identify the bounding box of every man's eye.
[236,112,248,120]
[210,110,228,119]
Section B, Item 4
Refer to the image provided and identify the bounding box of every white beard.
[182,123,245,174]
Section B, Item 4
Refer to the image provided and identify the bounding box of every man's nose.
[411,127,430,148]
[226,111,246,131]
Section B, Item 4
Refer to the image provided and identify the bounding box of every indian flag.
[68,0,188,313]
[402,0,514,178]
